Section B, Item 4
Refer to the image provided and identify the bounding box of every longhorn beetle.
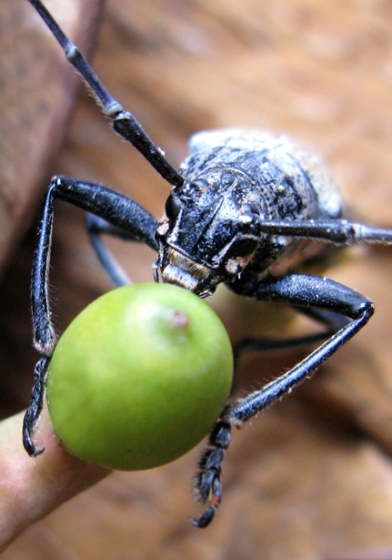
[24,0,392,527]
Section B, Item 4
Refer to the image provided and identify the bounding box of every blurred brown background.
[2,0,392,558]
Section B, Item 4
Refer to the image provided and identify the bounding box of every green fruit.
[46,283,233,470]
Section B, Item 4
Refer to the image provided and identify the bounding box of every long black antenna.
[27,0,184,187]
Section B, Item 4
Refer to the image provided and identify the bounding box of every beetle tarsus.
[190,506,216,528]
[192,419,232,527]
[23,357,50,456]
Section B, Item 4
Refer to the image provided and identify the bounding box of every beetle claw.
[190,506,215,528]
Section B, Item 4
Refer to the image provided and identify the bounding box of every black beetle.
[25,0,392,527]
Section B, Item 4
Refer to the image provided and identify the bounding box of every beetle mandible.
[25,0,392,528]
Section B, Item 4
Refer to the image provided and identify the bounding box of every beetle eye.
[165,194,182,221]
[227,237,258,258]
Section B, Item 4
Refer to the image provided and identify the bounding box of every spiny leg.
[229,305,348,400]
[25,176,158,455]
[191,273,374,527]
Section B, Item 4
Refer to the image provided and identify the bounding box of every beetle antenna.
[27,0,184,187]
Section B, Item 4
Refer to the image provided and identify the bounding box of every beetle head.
[154,171,262,297]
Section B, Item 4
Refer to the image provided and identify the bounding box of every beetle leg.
[25,175,158,456]
[229,274,374,422]
[192,273,374,527]
[233,306,350,394]
[22,357,50,456]
[235,305,348,364]
[235,330,332,355]
[86,213,155,287]
[191,420,231,527]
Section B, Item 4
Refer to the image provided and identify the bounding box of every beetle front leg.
[25,175,158,456]
[192,273,374,527]
[32,176,158,355]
